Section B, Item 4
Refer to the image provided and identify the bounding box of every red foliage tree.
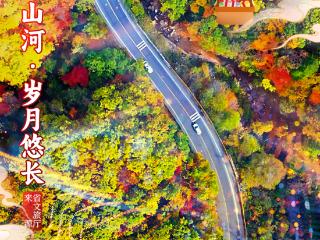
[53,4,73,31]
[267,67,292,93]
[61,65,89,87]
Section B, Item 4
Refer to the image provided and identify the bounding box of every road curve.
[95,0,246,239]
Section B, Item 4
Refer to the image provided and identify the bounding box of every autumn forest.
[0,0,320,239]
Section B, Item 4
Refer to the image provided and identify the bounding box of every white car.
[192,122,202,135]
[144,61,153,73]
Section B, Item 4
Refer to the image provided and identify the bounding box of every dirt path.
[274,24,320,49]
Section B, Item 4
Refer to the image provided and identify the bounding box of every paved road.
[95,0,246,239]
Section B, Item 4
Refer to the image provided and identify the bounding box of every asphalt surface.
[95,0,246,239]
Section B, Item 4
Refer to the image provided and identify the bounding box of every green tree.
[125,0,146,19]
[84,48,132,78]
[304,8,320,33]
[160,0,188,21]
[200,27,238,58]
[201,89,241,133]
[291,56,319,80]
[39,75,221,238]
[199,16,218,35]
[76,0,95,12]
[83,13,108,39]
[253,0,265,12]
[215,110,241,132]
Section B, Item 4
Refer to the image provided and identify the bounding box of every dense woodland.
[0,0,222,239]
[125,0,320,239]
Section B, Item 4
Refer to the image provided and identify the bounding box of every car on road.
[192,122,202,135]
[144,61,153,73]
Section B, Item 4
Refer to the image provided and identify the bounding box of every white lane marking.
[100,0,231,217]
[96,1,201,152]
[136,41,147,51]
[95,2,137,60]
[114,0,198,110]
[223,160,242,230]
[111,3,227,168]
[190,112,201,122]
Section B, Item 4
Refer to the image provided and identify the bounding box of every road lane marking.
[97,1,192,119]
[136,41,147,51]
[190,112,201,122]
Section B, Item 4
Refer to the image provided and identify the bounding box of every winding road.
[95,0,246,239]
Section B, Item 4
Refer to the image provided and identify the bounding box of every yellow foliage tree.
[287,38,305,49]
[195,0,207,7]
[251,121,274,135]
[262,78,276,92]
[186,22,202,42]
[253,0,265,12]
[266,19,285,33]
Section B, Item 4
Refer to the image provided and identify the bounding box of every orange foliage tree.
[253,53,275,71]
[309,86,320,105]
[251,33,279,51]
[190,0,207,14]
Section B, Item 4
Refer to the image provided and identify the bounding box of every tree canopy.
[160,0,188,21]
[241,153,286,190]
